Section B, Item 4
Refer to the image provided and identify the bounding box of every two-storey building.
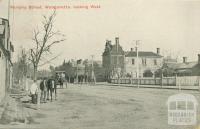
[102,37,125,79]
[125,48,163,77]
[0,18,14,102]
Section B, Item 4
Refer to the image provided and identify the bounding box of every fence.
[110,76,200,87]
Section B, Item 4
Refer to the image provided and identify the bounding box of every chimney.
[115,37,119,52]
[183,57,187,63]
[115,37,119,45]
[198,54,200,64]
[131,48,133,51]
[157,48,160,55]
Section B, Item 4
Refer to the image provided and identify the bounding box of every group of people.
[29,77,58,104]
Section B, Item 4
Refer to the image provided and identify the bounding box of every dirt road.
[1,84,200,129]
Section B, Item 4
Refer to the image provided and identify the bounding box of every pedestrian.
[30,80,38,104]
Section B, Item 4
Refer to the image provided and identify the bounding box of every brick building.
[0,18,14,102]
[102,37,125,79]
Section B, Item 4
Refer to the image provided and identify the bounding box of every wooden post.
[178,76,181,91]
[198,76,200,91]
[175,74,177,86]
[37,83,41,109]
[161,73,163,88]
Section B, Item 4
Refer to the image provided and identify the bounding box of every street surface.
[1,84,200,129]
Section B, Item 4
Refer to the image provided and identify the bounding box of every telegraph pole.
[134,40,141,88]
[75,58,78,84]
[91,55,96,85]
[8,0,11,20]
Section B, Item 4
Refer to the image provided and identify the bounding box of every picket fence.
[111,76,200,87]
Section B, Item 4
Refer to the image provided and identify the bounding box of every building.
[0,18,14,102]
[102,37,125,79]
[163,55,200,76]
[102,37,164,78]
[125,48,163,77]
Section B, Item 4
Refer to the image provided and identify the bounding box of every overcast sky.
[0,0,200,69]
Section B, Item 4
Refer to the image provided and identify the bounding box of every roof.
[125,51,162,58]
[110,44,124,55]
[103,42,125,56]
[0,25,5,35]
[165,62,198,69]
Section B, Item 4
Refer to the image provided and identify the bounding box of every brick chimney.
[157,48,160,55]
[198,54,200,64]
[115,37,119,52]
[115,37,119,45]
[183,57,187,63]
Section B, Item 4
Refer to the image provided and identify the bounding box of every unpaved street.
[1,84,200,129]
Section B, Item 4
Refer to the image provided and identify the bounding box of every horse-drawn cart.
[55,71,67,88]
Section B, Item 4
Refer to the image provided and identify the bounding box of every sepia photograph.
[0,0,200,129]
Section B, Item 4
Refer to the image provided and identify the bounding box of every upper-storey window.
[142,58,146,66]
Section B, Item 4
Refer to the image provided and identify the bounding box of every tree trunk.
[33,66,38,80]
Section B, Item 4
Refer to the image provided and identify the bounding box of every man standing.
[30,80,38,104]
[40,78,48,103]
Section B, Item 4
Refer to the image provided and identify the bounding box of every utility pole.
[76,58,78,84]
[91,55,96,85]
[8,0,11,20]
[134,40,141,88]
[116,37,119,79]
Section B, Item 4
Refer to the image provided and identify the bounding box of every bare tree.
[29,11,65,80]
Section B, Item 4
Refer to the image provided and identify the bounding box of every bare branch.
[38,53,61,67]
[43,39,66,52]
[29,11,65,79]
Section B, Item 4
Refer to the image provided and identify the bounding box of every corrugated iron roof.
[165,62,198,69]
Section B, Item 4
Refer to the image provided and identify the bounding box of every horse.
[47,78,57,101]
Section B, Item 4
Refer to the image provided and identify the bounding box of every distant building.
[125,48,163,77]
[163,56,178,64]
[0,18,14,102]
[102,37,125,79]
[163,55,200,76]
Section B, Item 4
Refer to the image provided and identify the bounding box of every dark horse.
[47,78,57,101]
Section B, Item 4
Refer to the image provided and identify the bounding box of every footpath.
[95,82,200,91]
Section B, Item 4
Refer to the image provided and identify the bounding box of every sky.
[0,0,200,69]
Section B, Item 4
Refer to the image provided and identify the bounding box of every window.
[142,58,146,66]
[154,59,157,65]
[132,59,135,65]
